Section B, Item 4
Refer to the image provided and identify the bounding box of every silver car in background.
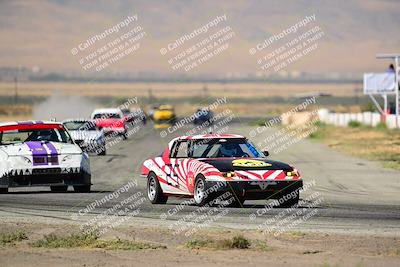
[62,119,106,156]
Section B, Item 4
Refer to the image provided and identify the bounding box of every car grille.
[32,168,62,175]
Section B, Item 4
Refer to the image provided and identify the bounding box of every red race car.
[142,134,303,207]
[91,108,127,139]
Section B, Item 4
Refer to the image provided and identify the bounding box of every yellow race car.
[152,105,176,129]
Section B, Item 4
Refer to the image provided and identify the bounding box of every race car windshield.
[93,113,121,119]
[64,121,98,131]
[188,138,263,158]
[121,109,130,115]
[0,128,73,145]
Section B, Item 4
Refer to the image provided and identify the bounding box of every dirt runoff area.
[0,220,399,267]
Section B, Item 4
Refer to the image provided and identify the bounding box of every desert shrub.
[348,120,361,127]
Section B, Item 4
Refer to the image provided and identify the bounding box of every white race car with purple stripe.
[0,121,91,193]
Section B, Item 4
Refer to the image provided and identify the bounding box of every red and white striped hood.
[142,156,301,184]
[197,158,300,181]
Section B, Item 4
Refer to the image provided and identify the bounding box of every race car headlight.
[222,171,235,178]
[17,156,32,164]
[285,169,299,177]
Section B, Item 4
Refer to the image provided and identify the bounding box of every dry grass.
[0,105,32,122]
[185,235,251,250]
[32,231,166,250]
[0,104,32,116]
[0,115,32,122]
[309,122,400,170]
[0,82,360,98]
[0,101,317,119]
[0,81,364,119]
[0,231,27,246]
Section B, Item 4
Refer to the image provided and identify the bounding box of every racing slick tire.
[0,188,8,194]
[50,185,68,192]
[194,175,214,207]
[147,172,168,204]
[121,129,128,140]
[73,185,91,193]
[277,189,300,208]
[97,146,106,156]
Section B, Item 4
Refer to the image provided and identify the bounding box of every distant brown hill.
[0,0,399,75]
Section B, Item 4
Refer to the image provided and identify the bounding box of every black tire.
[147,172,168,204]
[73,185,91,193]
[121,132,128,140]
[0,188,8,194]
[227,195,245,208]
[50,185,68,192]
[97,147,106,156]
[193,175,213,206]
[277,189,299,208]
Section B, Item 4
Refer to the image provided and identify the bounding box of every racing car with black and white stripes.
[0,121,91,193]
[142,134,303,207]
[62,119,106,155]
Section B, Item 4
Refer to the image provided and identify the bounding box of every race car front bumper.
[74,139,106,153]
[204,179,303,200]
[0,167,91,188]
[103,127,126,134]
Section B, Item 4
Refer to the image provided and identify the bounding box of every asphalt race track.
[1,122,399,236]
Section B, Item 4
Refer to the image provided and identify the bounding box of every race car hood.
[95,118,124,128]
[198,158,293,172]
[69,130,103,141]
[153,110,174,120]
[0,141,82,157]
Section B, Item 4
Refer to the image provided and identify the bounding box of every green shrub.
[185,235,251,250]
[0,231,27,246]
[376,122,387,130]
[32,231,99,248]
[348,120,361,127]
[313,120,327,128]
[185,239,214,249]
[32,231,165,250]
[309,121,328,139]
[230,235,251,249]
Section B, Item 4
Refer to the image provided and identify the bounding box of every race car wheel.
[277,189,299,208]
[121,131,128,140]
[147,173,168,204]
[227,195,245,208]
[194,175,211,206]
[73,185,91,193]
[97,146,106,156]
[0,188,8,194]
[50,185,68,192]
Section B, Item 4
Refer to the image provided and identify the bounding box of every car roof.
[158,105,174,110]
[177,134,245,140]
[92,108,122,114]
[62,119,92,123]
[0,121,61,127]
[0,121,63,131]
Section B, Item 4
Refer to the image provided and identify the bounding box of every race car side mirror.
[263,150,269,157]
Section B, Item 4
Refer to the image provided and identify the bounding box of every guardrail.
[318,109,400,129]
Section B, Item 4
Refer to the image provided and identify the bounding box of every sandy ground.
[1,123,400,266]
[0,221,399,267]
